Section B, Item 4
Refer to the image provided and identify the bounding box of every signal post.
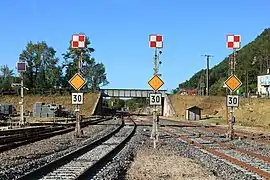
[16,62,27,127]
[68,34,87,137]
[148,34,164,148]
[225,34,242,140]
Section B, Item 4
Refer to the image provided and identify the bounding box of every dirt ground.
[169,95,270,129]
[126,147,218,180]
[0,93,99,116]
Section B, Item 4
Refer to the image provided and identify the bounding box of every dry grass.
[233,98,270,128]
[197,117,227,126]
[0,93,99,116]
[169,95,270,129]
[126,147,219,180]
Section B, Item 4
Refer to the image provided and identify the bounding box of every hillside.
[176,28,270,95]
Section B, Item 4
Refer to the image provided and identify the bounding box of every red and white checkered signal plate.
[227,35,241,49]
[72,34,86,48]
[149,34,163,48]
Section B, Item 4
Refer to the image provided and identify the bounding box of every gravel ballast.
[91,126,219,180]
[0,119,120,180]
[92,125,264,180]
[156,130,264,180]
[161,118,270,159]
[2,117,266,180]
[230,139,270,158]
[92,126,147,180]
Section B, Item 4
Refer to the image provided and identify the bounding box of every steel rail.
[0,126,64,145]
[170,126,270,163]
[0,126,47,136]
[0,117,112,152]
[161,127,270,179]
[16,118,125,180]
[198,126,270,143]
[77,117,136,180]
[161,118,270,143]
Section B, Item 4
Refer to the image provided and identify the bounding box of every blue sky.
[0,0,269,91]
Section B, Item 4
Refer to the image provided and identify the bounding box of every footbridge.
[93,89,175,117]
[100,89,167,98]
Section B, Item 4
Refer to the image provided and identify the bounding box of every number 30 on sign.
[226,95,239,107]
[149,93,162,106]
[72,93,84,105]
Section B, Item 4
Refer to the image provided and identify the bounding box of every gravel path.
[0,118,120,180]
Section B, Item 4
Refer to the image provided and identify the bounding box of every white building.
[257,75,270,94]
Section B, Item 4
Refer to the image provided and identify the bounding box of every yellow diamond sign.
[224,74,242,92]
[68,73,86,91]
[148,75,164,91]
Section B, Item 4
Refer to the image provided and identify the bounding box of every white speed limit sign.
[226,95,239,107]
[149,93,162,106]
[72,93,84,105]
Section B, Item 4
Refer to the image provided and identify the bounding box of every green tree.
[126,98,147,111]
[19,41,61,91]
[172,88,179,94]
[62,34,109,91]
[126,99,137,111]
[83,60,109,91]
[0,65,14,90]
[209,78,226,96]
[108,98,125,110]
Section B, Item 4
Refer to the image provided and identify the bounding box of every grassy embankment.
[168,95,270,133]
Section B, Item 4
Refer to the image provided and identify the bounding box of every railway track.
[0,126,65,144]
[0,117,112,152]
[160,118,270,143]
[17,117,136,180]
[0,126,48,136]
[161,126,270,179]
[202,126,270,143]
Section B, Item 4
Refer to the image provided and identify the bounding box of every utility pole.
[198,70,205,96]
[259,56,263,75]
[246,70,248,97]
[267,55,269,74]
[197,77,201,96]
[202,54,213,96]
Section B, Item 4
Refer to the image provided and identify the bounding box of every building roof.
[186,105,203,110]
